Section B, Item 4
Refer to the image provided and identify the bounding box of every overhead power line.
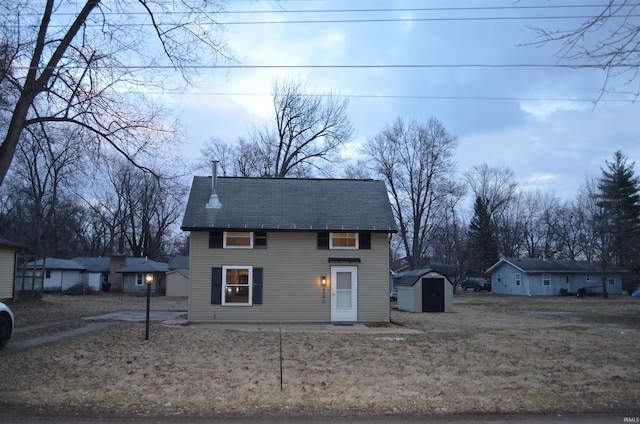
[152,91,636,103]
[12,63,634,71]
[18,4,630,17]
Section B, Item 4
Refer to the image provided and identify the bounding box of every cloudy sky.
[165,0,640,202]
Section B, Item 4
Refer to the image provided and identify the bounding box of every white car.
[0,301,14,350]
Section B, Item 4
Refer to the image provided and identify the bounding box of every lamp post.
[145,273,153,340]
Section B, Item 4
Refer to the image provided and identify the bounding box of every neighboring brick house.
[181,176,397,323]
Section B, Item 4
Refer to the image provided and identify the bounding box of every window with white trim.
[515,273,521,286]
[495,274,502,283]
[135,273,144,286]
[330,232,358,249]
[222,265,253,306]
[543,273,551,286]
[224,231,254,248]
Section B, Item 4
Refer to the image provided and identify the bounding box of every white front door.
[331,266,358,322]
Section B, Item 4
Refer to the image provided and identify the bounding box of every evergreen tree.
[597,150,640,267]
[466,196,499,276]
[595,150,640,297]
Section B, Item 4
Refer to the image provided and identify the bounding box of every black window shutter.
[317,232,329,249]
[360,232,371,250]
[209,231,223,249]
[254,231,267,248]
[252,267,263,305]
[211,267,222,304]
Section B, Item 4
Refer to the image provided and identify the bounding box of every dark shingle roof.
[168,255,189,270]
[116,258,169,274]
[487,258,629,274]
[181,177,397,232]
[72,257,110,272]
[0,238,25,249]
[26,258,85,270]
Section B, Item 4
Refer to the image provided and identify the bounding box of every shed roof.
[181,177,398,232]
[393,268,454,286]
[486,258,629,274]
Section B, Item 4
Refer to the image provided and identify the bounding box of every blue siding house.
[486,258,626,296]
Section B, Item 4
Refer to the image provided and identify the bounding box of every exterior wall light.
[321,276,327,303]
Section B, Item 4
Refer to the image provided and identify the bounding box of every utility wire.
[146,91,637,103]
[10,63,635,71]
[18,4,630,17]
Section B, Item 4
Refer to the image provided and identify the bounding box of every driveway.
[3,310,186,354]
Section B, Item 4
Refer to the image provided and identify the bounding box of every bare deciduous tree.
[1,125,84,257]
[0,0,231,186]
[251,76,354,177]
[530,1,640,100]
[365,117,462,270]
[465,163,518,221]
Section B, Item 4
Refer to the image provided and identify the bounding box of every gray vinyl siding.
[188,231,390,323]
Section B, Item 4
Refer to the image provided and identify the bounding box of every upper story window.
[330,232,359,249]
[209,230,267,249]
[317,231,371,250]
[224,231,253,249]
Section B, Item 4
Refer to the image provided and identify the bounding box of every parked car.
[460,277,492,292]
[0,301,14,350]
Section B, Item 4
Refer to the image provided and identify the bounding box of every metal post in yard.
[145,273,153,340]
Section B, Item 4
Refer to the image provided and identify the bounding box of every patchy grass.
[0,292,639,417]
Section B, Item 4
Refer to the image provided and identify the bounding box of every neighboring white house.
[487,258,626,296]
[72,257,111,291]
[22,258,86,292]
[20,256,170,293]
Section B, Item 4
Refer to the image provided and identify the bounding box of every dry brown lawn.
[1,291,639,418]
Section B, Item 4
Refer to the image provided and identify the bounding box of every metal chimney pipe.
[212,160,218,194]
[206,160,222,209]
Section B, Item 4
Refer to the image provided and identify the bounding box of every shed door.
[331,266,358,322]
[422,278,444,312]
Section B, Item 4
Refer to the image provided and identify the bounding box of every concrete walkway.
[82,310,187,322]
